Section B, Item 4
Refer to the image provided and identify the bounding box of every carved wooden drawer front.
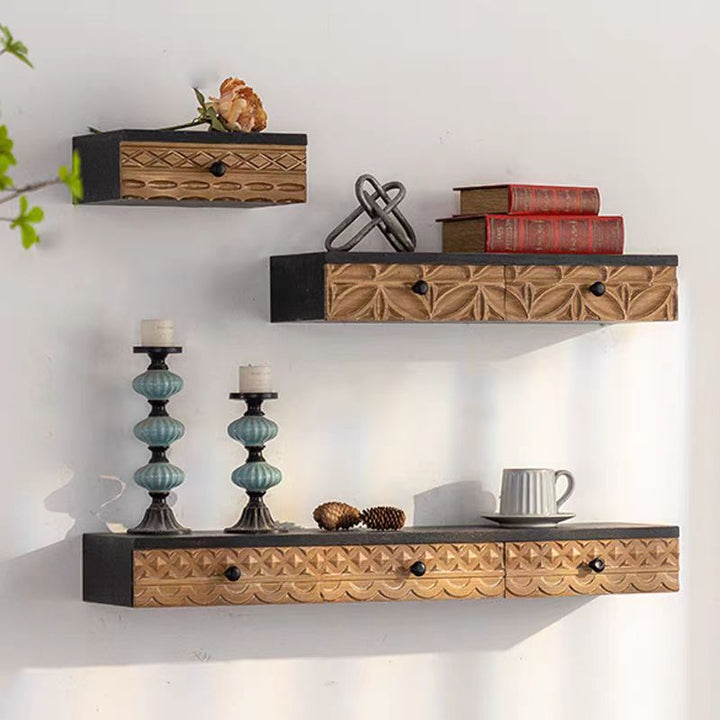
[504,537,679,598]
[73,130,307,206]
[133,542,505,607]
[504,265,678,322]
[325,263,506,321]
[120,141,307,204]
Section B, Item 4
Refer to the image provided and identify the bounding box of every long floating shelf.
[83,523,679,608]
[269,252,678,323]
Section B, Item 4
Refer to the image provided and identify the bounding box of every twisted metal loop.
[325,174,416,252]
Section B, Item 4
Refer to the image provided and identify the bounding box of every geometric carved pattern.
[119,141,307,204]
[133,542,505,607]
[325,263,506,321]
[505,265,678,322]
[504,538,679,598]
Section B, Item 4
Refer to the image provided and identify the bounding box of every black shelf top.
[84,523,679,549]
[270,251,679,267]
[73,129,308,146]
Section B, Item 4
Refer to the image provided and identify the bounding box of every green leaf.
[193,87,206,109]
[20,222,39,249]
[0,24,33,68]
[25,206,44,223]
[18,195,27,215]
[0,125,16,165]
[206,106,228,132]
[58,150,83,201]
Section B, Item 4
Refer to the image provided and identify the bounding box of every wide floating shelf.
[270,252,679,323]
[73,129,307,207]
[83,523,679,608]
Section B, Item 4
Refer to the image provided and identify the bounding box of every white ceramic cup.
[499,468,575,516]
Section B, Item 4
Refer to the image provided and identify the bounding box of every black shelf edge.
[269,251,679,267]
[83,523,680,550]
[72,129,307,146]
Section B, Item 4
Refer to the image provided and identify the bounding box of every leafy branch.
[0,23,83,249]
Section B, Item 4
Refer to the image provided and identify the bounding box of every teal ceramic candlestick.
[225,392,284,533]
[128,346,190,534]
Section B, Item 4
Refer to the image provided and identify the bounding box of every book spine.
[508,185,601,215]
[485,216,624,254]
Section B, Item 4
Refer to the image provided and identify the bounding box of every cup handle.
[554,470,575,508]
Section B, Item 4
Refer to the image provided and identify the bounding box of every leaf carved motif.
[325,263,506,321]
[505,265,678,321]
[133,542,505,607]
[504,538,679,597]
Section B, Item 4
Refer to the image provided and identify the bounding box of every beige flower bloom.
[209,77,267,132]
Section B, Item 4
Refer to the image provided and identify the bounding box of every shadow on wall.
[0,474,590,672]
[414,480,496,525]
[0,536,591,671]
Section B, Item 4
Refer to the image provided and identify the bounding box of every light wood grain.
[133,542,505,607]
[504,537,679,597]
[119,141,306,203]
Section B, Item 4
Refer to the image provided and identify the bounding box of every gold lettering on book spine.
[133,542,506,607]
[505,538,679,597]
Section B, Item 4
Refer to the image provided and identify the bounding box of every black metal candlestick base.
[128,492,190,535]
[225,491,281,534]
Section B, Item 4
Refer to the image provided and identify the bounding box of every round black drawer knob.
[588,558,606,573]
[409,561,426,577]
[209,161,227,178]
[412,280,429,295]
[224,565,242,582]
[589,281,606,297]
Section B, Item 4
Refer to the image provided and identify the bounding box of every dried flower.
[209,77,267,133]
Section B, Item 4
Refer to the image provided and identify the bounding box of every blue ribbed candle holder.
[128,346,190,535]
[225,392,285,533]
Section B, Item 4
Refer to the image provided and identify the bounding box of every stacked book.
[437,184,624,255]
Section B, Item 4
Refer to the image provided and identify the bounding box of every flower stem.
[0,177,61,204]
[153,118,209,132]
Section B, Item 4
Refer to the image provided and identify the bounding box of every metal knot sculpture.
[325,174,416,252]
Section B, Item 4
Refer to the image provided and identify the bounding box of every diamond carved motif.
[504,538,679,598]
[133,542,505,607]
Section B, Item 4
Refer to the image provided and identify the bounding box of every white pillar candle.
[141,319,175,347]
[238,365,272,393]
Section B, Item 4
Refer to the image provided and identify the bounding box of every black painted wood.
[269,252,679,323]
[83,534,134,607]
[72,130,307,206]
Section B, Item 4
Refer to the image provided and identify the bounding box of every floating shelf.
[73,129,307,206]
[270,252,678,323]
[83,523,679,608]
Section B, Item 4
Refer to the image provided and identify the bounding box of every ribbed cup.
[499,469,558,515]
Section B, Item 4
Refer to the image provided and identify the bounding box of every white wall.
[0,0,710,717]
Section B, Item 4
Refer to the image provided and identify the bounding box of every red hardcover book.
[454,184,601,216]
[440,214,624,254]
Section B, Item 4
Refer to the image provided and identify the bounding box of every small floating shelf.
[270,252,678,323]
[73,129,307,207]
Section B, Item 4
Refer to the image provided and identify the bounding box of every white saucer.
[481,513,576,528]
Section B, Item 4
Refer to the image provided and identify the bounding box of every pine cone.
[313,501,362,531]
[361,506,406,531]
